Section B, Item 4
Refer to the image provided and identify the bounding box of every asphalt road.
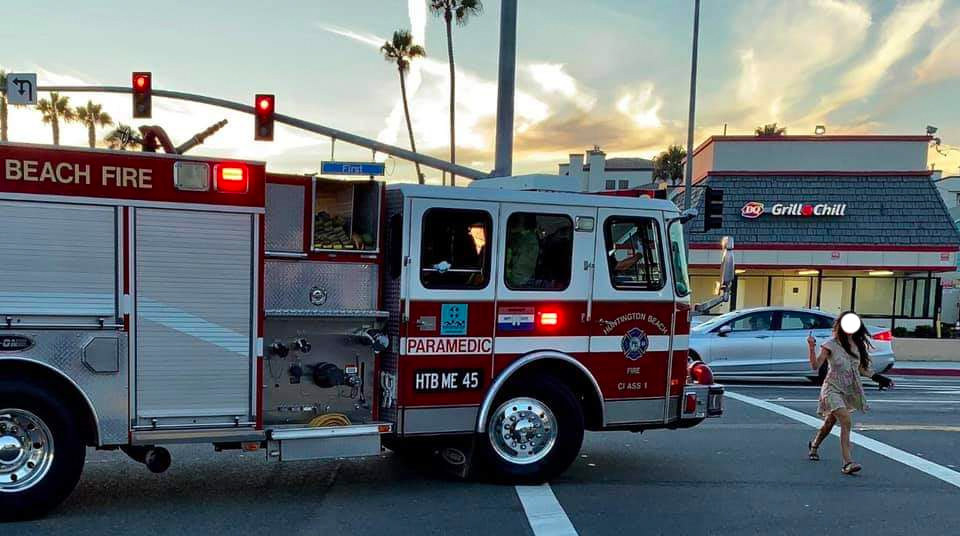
[11,375,960,535]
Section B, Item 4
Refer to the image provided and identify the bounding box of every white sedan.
[689,307,896,382]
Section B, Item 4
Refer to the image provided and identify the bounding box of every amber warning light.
[214,164,249,194]
[538,311,559,327]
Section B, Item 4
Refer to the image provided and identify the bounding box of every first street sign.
[320,161,385,176]
[5,73,38,105]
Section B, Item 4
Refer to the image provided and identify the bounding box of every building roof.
[690,134,933,160]
[560,157,654,172]
[679,173,960,248]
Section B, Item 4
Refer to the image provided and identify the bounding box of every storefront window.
[667,221,690,296]
[690,276,730,314]
[769,277,813,308]
[819,278,853,316]
[854,277,896,316]
[735,276,769,309]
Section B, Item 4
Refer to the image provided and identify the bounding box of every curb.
[889,368,960,377]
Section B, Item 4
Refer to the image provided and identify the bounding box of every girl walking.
[805,312,876,475]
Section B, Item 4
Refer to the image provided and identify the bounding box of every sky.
[2,0,960,182]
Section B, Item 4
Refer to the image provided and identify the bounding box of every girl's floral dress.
[818,338,870,417]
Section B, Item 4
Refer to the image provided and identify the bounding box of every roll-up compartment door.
[134,208,254,425]
[0,200,117,318]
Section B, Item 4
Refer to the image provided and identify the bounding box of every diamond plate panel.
[266,183,306,252]
[0,330,129,445]
[265,261,378,312]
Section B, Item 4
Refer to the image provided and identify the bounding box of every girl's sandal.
[841,462,862,475]
[808,441,820,461]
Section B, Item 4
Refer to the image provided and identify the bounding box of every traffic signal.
[254,94,275,141]
[704,186,724,231]
[132,72,152,118]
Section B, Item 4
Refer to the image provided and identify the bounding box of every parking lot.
[13,375,960,535]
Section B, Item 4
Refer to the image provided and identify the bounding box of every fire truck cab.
[0,143,724,519]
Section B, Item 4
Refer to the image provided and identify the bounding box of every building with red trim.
[684,135,960,330]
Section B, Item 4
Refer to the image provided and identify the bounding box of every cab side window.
[603,217,664,291]
[504,212,573,291]
[728,312,773,332]
[420,208,492,289]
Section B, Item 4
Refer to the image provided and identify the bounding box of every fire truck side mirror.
[719,236,735,294]
[704,186,724,232]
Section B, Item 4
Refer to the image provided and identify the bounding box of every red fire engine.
[0,142,727,518]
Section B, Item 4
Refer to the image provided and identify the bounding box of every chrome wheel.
[488,397,557,465]
[0,409,55,493]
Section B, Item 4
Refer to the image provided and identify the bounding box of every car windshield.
[691,310,743,332]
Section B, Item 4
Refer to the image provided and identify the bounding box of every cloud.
[615,83,663,129]
[803,0,942,121]
[915,24,960,85]
[725,0,872,126]
[524,63,596,111]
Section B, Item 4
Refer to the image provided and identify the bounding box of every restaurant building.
[684,135,960,330]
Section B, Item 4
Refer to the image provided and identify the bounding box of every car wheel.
[0,378,86,520]
[480,376,584,484]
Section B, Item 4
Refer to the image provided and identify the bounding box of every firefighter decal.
[621,327,649,361]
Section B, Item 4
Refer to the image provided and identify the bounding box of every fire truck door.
[133,209,255,428]
[589,208,675,426]
[493,203,597,364]
[401,199,499,435]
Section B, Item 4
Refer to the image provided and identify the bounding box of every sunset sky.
[3,0,960,181]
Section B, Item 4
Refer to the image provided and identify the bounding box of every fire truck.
[0,142,728,518]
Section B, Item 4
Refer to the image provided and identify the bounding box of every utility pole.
[683,0,701,211]
[493,0,518,177]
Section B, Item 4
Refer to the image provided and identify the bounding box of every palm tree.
[430,0,483,187]
[0,70,9,142]
[755,123,786,137]
[652,144,687,187]
[104,124,142,151]
[381,29,427,184]
[36,92,77,145]
[75,100,114,148]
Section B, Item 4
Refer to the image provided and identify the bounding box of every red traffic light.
[254,94,275,141]
[132,72,152,119]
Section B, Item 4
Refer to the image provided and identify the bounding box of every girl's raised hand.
[807,331,816,348]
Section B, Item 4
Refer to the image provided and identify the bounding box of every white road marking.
[762,398,960,404]
[727,391,960,489]
[515,484,578,536]
[855,424,960,432]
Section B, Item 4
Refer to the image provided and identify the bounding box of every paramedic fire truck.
[0,142,727,518]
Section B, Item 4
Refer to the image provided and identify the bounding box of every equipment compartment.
[313,178,381,252]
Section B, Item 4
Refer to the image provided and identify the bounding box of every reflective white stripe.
[256,338,264,357]
[122,294,132,315]
[515,484,579,536]
[674,334,689,349]
[590,335,675,353]
[495,336,589,355]
[727,391,960,489]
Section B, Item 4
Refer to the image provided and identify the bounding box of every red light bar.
[685,393,698,414]
[214,164,249,194]
[538,311,559,326]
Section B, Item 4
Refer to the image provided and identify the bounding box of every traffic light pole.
[37,85,490,180]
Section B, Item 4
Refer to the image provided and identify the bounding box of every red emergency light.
[214,163,249,194]
[538,311,559,327]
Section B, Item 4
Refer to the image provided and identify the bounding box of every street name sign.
[321,161,385,176]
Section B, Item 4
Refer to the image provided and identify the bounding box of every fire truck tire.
[480,376,584,483]
[0,378,86,521]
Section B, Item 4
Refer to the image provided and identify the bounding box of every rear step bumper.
[267,423,393,462]
[680,384,724,420]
